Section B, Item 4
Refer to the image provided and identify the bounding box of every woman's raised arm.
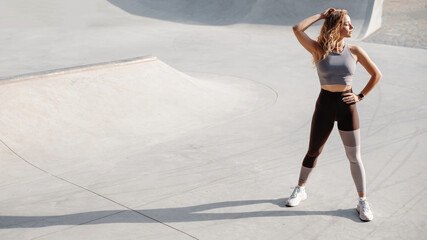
[292,8,334,55]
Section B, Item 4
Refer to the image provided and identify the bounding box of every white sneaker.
[286,186,307,207]
[356,199,374,221]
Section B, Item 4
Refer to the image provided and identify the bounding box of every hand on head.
[321,8,335,19]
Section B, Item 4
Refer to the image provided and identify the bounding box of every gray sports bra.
[316,43,357,86]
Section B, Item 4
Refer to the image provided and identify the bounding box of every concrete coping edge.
[0,55,158,85]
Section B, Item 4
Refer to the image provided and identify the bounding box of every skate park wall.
[108,0,383,39]
[0,0,382,79]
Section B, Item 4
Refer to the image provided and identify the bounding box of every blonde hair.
[313,9,349,64]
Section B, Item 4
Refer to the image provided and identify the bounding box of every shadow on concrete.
[1,198,362,228]
[106,0,371,26]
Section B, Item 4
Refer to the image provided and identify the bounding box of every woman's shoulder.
[348,44,368,62]
[348,44,366,55]
[348,44,373,64]
[348,43,360,51]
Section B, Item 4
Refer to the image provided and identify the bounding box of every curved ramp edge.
[0,57,276,172]
[357,0,384,40]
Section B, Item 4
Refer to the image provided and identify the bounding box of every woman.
[286,8,382,222]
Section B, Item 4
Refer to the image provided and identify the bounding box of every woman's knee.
[302,151,321,168]
[344,145,362,164]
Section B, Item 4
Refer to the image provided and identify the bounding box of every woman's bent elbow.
[371,73,382,84]
[292,25,299,32]
[376,72,383,81]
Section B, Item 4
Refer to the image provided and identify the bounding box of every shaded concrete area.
[0,0,381,79]
[1,0,426,239]
[107,0,374,28]
[1,199,362,228]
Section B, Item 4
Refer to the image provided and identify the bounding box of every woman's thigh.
[337,103,359,131]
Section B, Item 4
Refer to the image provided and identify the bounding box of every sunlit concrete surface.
[363,0,427,49]
[1,0,426,239]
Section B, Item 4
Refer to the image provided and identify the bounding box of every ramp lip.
[0,55,157,85]
[356,0,384,40]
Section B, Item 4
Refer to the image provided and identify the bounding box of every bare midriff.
[321,85,352,92]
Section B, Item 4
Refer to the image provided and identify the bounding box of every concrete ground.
[363,0,427,49]
[1,1,426,239]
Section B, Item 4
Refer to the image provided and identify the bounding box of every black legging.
[298,88,366,194]
[303,88,359,168]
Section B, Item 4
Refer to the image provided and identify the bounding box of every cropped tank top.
[316,43,356,85]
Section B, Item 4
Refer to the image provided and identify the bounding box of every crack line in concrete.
[0,138,199,240]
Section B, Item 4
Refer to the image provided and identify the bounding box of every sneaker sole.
[285,195,307,207]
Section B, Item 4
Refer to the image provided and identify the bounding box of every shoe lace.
[360,200,371,213]
[290,187,301,198]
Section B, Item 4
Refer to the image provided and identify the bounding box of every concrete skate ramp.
[2,0,427,239]
[0,0,382,78]
[0,56,276,173]
[108,0,383,39]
